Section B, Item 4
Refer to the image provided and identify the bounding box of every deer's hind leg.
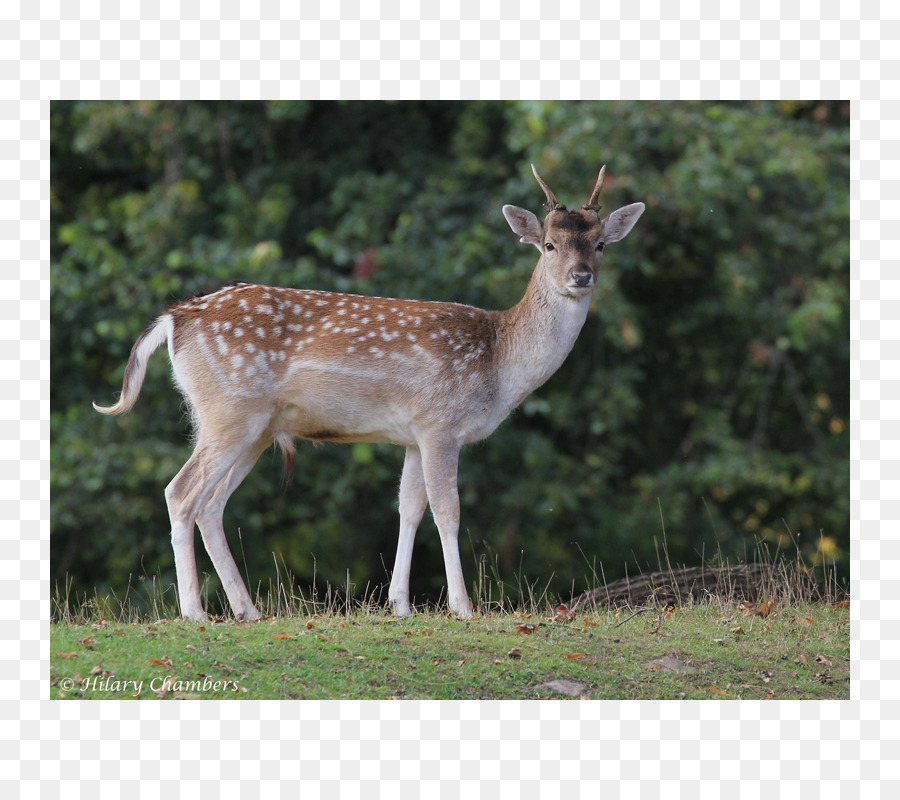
[164,412,270,621]
[194,434,274,620]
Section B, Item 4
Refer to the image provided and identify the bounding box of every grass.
[50,596,850,700]
[51,532,849,700]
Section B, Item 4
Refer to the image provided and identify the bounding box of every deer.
[93,164,645,621]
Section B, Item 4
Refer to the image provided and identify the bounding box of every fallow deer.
[94,164,645,620]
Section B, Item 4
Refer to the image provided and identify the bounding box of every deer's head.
[502,164,645,298]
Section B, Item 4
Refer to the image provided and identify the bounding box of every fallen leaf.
[317,635,331,642]
[533,679,590,697]
[457,659,466,667]
[516,624,538,635]
[730,626,745,636]
[273,633,295,640]
[815,654,833,668]
[81,637,94,648]
[55,651,77,659]
[89,665,103,675]
[306,620,315,630]
[155,676,175,698]
[149,656,175,670]
[508,648,522,660]
[551,604,576,623]
[831,600,850,610]
[796,654,808,665]
[642,656,696,674]
[563,652,588,660]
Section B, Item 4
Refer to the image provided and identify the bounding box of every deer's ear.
[502,205,543,249]
[601,203,645,243]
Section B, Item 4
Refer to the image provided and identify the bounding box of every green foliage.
[51,101,850,611]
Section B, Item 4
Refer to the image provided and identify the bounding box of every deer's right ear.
[502,205,543,249]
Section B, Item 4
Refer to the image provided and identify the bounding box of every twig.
[612,607,652,628]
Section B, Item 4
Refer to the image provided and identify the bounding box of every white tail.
[94,165,645,621]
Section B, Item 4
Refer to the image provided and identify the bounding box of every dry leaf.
[317,635,331,642]
[643,656,696,674]
[508,648,523,660]
[55,651,77,659]
[815,654,833,668]
[516,624,538,635]
[551,604,576,623]
[154,676,175,698]
[80,637,94,648]
[89,664,103,675]
[533,679,590,697]
[730,626,745,636]
[149,656,175,670]
[306,620,315,630]
[273,633,295,640]
[457,659,466,667]
[831,600,850,610]
[563,652,588,660]
[796,654,808,665]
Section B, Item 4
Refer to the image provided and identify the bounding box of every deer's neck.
[494,264,592,411]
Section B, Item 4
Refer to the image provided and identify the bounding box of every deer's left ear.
[602,202,645,243]
[502,205,543,249]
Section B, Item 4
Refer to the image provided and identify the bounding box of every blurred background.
[50,100,849,612]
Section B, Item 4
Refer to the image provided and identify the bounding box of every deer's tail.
[93,315,173,416]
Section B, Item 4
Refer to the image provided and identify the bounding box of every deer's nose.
[570,270,593,288]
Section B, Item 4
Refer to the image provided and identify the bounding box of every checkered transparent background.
[5,0,895,795]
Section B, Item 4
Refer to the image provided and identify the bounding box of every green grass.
[50,599,850,700]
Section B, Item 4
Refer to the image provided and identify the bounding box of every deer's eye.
[596,242,605,251]
[544,242,555,251]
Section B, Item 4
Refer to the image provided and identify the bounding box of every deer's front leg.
[388,446,428,617]
[420,439,473,618]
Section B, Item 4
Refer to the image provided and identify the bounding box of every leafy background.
[51,100,849,611]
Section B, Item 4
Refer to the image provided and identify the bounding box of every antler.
[531,164,566,212]
[581,165,606,212]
